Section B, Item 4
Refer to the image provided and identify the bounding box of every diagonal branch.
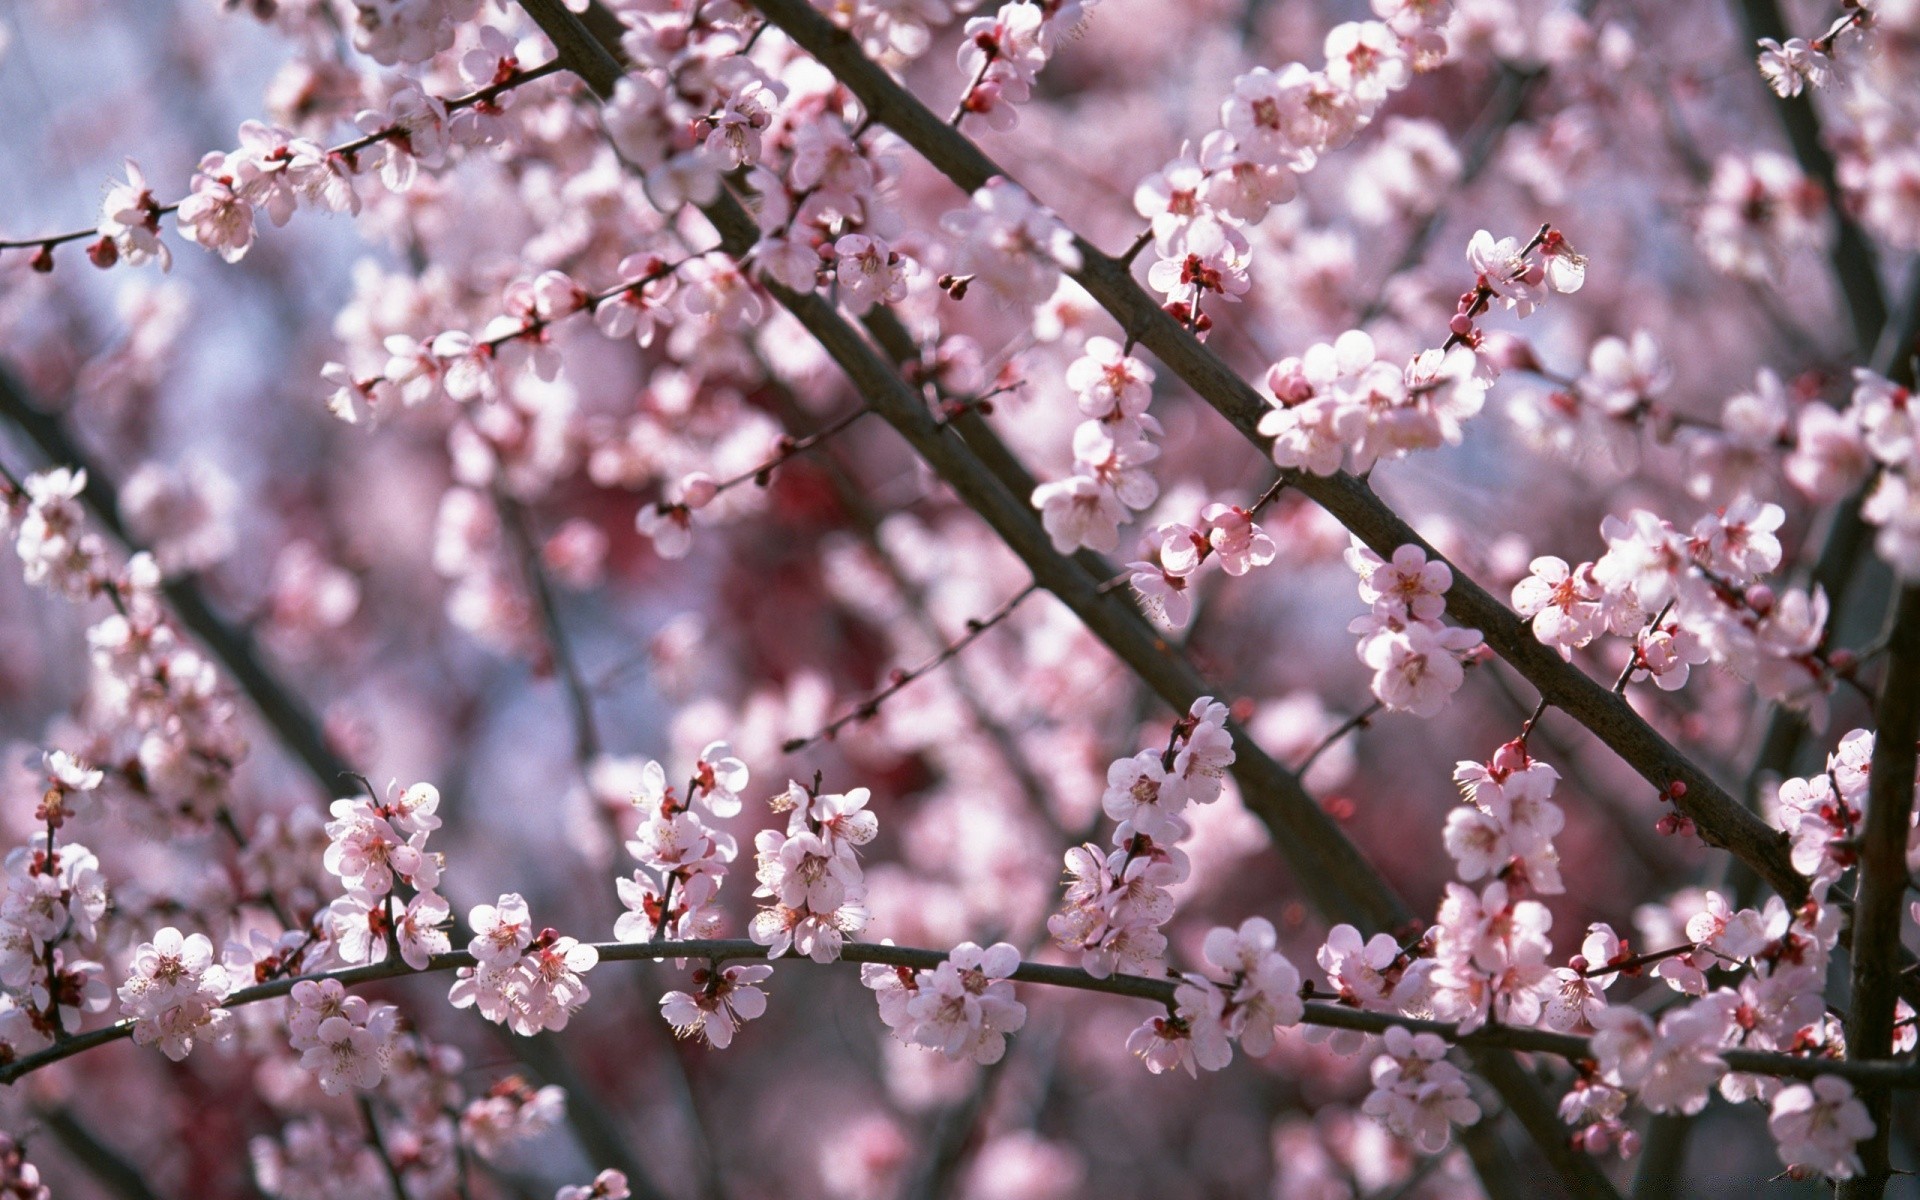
[0,365,354,791]
[692,185,1410,933]
[739,0,1809,912]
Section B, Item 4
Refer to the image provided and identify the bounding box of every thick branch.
[694,187,1410,934]
[741,0,1809,910]
[1728,0,1887,353]
[1838,586,1920,1199]
[0,365,354,791]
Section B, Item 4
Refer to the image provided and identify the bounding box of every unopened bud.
[679,472,718,510]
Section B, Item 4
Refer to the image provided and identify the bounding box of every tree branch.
[3,936,1910,1092]
[0,365,355,792]
[1837,585,1920,1199]
[739,0,1810,913]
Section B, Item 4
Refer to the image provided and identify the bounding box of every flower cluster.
[0,830,111,1055]
[6,468,249,825]
[950,2,1089,133]
[864,940,1029,1064]
[1346,542,1480,717]
[1772,728,1874,886]
[614,743,747,943]
[1262,329,1491,478]
[1033,336,1160,557]
[1446,742,1567,895]
[1359,1027,1480,1153]
[116,926,233,1061]
[940,179,1083,308]
[1769,1076,1875,1180]
[750,779,877,962]
[1128,500,1280,628]
[1134,3,1459,332]
[1851,370,1920,577]
[603,31,783,213]
[1128,917,1306,1078]
[321,781,451,971]
[11,467,108,597]
[1513,499,1829,714]
[285,977,400,1095]
[447,894,599,1036]
[1049,698,1234,976]
[1696,152,1827,281]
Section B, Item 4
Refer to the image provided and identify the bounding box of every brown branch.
[32,1107,168,1200]
[1728,0,1887,354]
[1838,585,1920,1200]
[0,365,355,791]
[4,936,1911,1092]
[495,486,605,765]
[359,1096,412,1200]
[1295,700,1387,777]
[741,0,1807,915]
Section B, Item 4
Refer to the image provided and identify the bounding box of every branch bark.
[1838,585,1920,1199]
[739,0,1810,912]
[4,935,1910,1092]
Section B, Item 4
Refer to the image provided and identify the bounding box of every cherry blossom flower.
[1697,152,1828,280]
[660,962,774,1048]
[1128,560,1194,628]
[1323,21,1409,104]
[901,941,1028,1064]
[1201,504,1276,575]
[940,179,1081,307]
[1221,65,1358,172]
[1202,917,1304,1053]
[1591,998,1731,1115]
[1349,541,1451,621]
[1465,230,1546,316]
[355,83,449,192]
[1755,38,1831,99]
[1127,981,1233,1077]
[468,894,534,966]
[558,1169,632,1200]
[97,159,170,271]
[1066,337,1155,424]
[1768,1076,1872,1180]
[1512,556,1603,658]
[175,153,257,262]
[1359,619,1480,718]
[1361,1026,1480,1152]
[117,927,232,1061]
[1146,216,1253,311]
[833,233,909,312]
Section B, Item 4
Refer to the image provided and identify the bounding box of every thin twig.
[1295,700,1386,777]
[3,934,1909,1089]
[783,582,1041,753]
[0,61,568,255]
